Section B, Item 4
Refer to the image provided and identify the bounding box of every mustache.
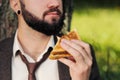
[43,8,62,18]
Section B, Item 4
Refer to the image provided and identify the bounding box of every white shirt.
[12,31,59,80]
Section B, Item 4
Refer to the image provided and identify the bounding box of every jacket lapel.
[58,61,71,80]
[53,36,71,80]
[0,37,14,80]
[0,35,71,80]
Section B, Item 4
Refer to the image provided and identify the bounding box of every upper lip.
[47,12,59,15]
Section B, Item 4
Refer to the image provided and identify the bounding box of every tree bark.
[0,0,2,7]
[0,0,17,41]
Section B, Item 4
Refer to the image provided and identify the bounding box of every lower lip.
[46,14,59,18]
[47,12,59,16]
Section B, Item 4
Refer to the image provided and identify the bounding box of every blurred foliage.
[74,0,120,7]
[71,4,120,80]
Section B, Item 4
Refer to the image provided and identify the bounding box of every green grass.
[71,7,120,80]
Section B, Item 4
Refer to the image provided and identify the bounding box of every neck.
[17,22,51,61]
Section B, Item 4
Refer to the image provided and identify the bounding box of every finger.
[61,39,93,66]
[58,58,76,68]
[68,40,91,63]
[60,39,89,60]
[60,39,85,63]
[71,40,92,60]
[71,40,93,66]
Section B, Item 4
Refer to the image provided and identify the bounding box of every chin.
[45,19,59,25]
[44,16,60,23]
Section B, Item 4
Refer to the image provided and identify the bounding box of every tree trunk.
[0,0,2,7]
[0,0,17,41]
[58,0,73,35]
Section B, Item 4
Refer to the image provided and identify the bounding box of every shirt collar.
[13,30,55,61]
[13,30,23,57]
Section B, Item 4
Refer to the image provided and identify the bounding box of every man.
[0,0,100,80]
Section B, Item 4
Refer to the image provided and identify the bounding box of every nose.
[47,0,60,9]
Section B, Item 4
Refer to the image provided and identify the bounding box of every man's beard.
[20,1,65,36]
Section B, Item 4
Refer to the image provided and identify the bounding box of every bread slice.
[49,30,80,60]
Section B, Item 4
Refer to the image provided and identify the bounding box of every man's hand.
[59,39,93,80]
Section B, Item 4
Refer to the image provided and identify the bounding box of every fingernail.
[60,39,66,47]
[61,39,68,43]
[60,40,65,46]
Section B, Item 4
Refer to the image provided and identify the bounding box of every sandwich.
[49,30,80,60]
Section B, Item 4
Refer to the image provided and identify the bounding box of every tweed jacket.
[0,35,100,80]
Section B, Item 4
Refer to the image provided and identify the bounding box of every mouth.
[47,12,60,15]
[43,9,62,19]
[47,11,61,16]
